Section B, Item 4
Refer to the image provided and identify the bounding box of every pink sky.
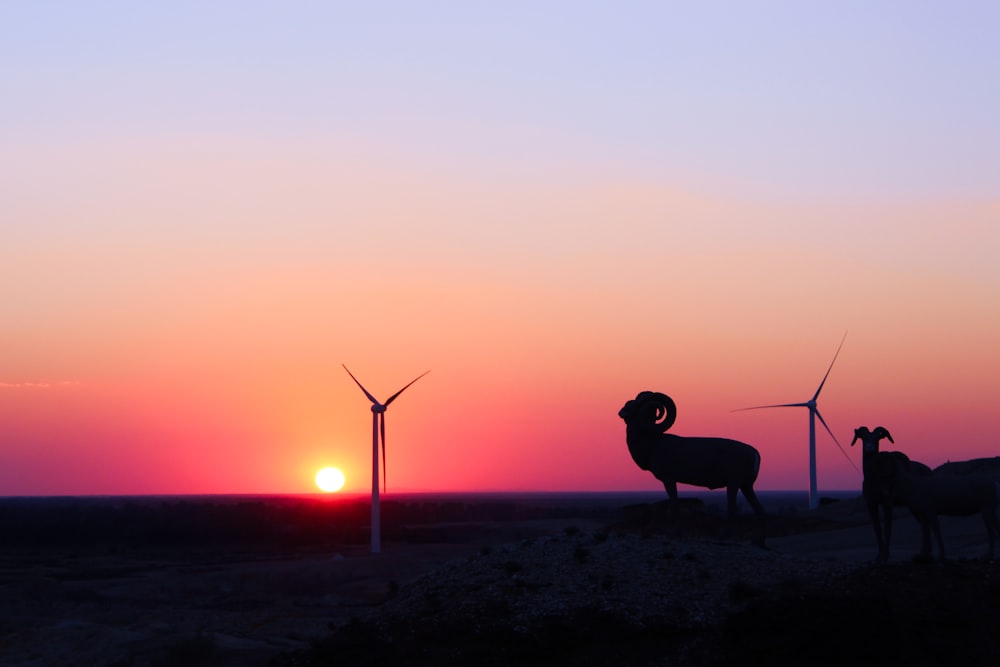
[2,4,999,496]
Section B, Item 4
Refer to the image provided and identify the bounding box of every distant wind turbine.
[734,333,857,510]
[343,364,429,554]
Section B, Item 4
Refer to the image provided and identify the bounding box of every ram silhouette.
[619,390,766,545]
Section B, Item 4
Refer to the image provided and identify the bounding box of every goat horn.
[850,426,869,447]
[874,426,894,443]
[635,391,678,434]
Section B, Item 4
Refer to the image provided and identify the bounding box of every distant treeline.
[0,495,622,547]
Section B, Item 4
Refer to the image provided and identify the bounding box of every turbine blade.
[384,370,430,407]
[815,407,860,473]
[380,412,387,493]
[732,402,810,412]
[343,364,380,405]
[812,331,847,402]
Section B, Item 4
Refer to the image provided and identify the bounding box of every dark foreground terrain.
[279,499,1000,667]
[1,494,998,666]
[284,559,1000,667]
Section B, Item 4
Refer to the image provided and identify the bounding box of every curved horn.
[850,426,870,447]
[634,391,678,433]
[874,426,894,443]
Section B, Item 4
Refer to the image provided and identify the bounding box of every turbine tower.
[343,364,429,553]
[734,333,856,510]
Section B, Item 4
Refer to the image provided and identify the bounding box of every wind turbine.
[734,333,857,510]
[343,364,429,553]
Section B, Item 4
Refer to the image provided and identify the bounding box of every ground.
[1,494,998,666]
[280,500,1000,667]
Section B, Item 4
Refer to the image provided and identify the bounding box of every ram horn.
[631,391,678,434]
[873,426,894,443]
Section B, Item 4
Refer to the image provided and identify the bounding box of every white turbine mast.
[734,332,857,510]
[343,364,429,553]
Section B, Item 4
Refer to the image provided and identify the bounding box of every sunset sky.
[3,2,999,496]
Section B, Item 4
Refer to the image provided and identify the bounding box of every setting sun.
[315,467,346,493]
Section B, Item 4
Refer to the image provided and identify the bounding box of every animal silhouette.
[620,391,766,545]
[851,426,932,562]
[877,451,1000,561]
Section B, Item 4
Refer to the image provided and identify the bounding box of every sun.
[315,467,346,493]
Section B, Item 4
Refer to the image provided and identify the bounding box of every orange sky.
[3,4,999,496]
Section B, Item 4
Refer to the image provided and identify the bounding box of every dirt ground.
[289,501,1000,667]
[0,496,606,667]
[0,541,480,667]
[1,495,998,666]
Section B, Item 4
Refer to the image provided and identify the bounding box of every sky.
[2,2,999,496]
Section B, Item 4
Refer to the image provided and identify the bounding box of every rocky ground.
[2,496,999,666]
[281,505,1000,667]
